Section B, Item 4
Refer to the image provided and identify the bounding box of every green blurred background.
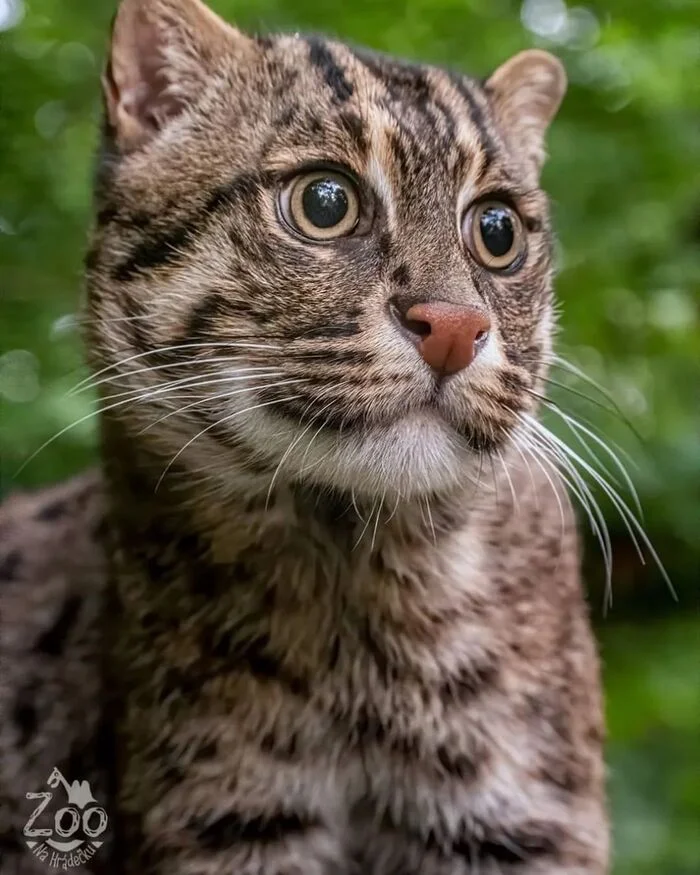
[0,0,698,870]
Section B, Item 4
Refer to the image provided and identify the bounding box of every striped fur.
[0,0,607,873]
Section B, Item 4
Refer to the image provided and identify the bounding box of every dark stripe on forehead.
[429,95,458,143]
[447,73,499,168]
[351,50,461,176]
[352,50,461,155]
[338,109,367,153]
[351,48,430,102]
[306,38,353,103]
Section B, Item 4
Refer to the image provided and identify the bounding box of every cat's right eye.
[280,170,360,241]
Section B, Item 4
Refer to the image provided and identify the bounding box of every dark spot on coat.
[436,745,479,782]
[13,696,38,745]
[191,810,315,849]
[35,596,82,656]
[439,659,500,704]
[391,264,410,286]
[0,549,21,580]
[0,829,23,853]
[36,499,67,521]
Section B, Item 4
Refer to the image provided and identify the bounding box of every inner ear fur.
[103,0,252,151]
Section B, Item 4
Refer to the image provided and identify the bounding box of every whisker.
[370,492,385,552]
[296,414,337,476]
[522,425,614,604]
[99,369,285,405]
[350,487,366,527]
[140,378,307,434]
[549,354,643,443]
[155,395,304,491]
[264,400,332,510]
[540,375,627,423]
[14,381,194,477]
[546,405,643,518]
[354,497,379,550]
[78,360,281,397]
[67,340,281,396]
[522,413,675,602]
[496,449,518,513]
[423,495,437,546]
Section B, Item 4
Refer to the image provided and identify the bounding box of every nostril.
[474,328,489,349]
[389,298,431,339]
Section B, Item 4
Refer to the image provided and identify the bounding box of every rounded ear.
[485,50,567,173]
[103,0,253,152]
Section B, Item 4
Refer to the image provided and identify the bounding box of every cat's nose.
[396,301,491,376]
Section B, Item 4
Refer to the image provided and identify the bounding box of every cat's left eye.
[462,200,526,271]
[280,170,360,241]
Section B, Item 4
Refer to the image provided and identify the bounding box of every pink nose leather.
[405,302,491,375]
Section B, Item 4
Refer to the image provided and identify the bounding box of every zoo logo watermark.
[23,767,108,869]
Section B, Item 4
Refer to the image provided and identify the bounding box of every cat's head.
[86,0,566,502]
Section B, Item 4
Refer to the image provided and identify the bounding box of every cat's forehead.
[253,35,520,194]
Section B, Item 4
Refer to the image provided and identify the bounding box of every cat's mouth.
[237,397,514,501]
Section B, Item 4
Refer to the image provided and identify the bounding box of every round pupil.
[301,178,349,228]
[479,207,515,258]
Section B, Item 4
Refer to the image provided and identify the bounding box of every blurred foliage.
[0,0,698,871]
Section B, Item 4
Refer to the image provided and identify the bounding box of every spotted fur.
[0,0,608,872]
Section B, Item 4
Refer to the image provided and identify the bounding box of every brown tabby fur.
[0,0,608,872]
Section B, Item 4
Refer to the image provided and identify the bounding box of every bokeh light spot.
[0,0,24,32]
[0,349,40,403]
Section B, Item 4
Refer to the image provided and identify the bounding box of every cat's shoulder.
[0,468,108,671]
[0,470,106,585]
[0,472,109,871]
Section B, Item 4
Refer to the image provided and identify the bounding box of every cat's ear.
[485,50,566,172]
[103,0,251,151]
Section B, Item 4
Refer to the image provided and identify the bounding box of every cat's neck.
[101,415,515,693]
[100,414,497,595]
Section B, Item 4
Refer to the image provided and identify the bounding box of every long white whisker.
[354,497,378,550]
[14,380,205,477]
[79,361,281,397]
[265,403,331,510]
[527,429,615,591]
[141,379,306,434]
[99,369,285,405]
[155,395,304,491]
[518,417,614,595]
[550,354,641,440]
[546,405,643,518]
[523,413,675,600]
[67,340,281,395]
[496,449,518,512]
[423,496,437,545]
[530,416,644,558]
[350,487,366,526]
[370,492,385,552]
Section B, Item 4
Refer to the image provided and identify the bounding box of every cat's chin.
[239,408,482,501]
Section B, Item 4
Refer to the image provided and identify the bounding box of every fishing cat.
[0,0,608,871]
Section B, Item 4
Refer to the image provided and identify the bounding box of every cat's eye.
[280,170,360,241]
[463,200,526,271]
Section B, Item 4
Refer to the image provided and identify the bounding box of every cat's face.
[86,0,566,501]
